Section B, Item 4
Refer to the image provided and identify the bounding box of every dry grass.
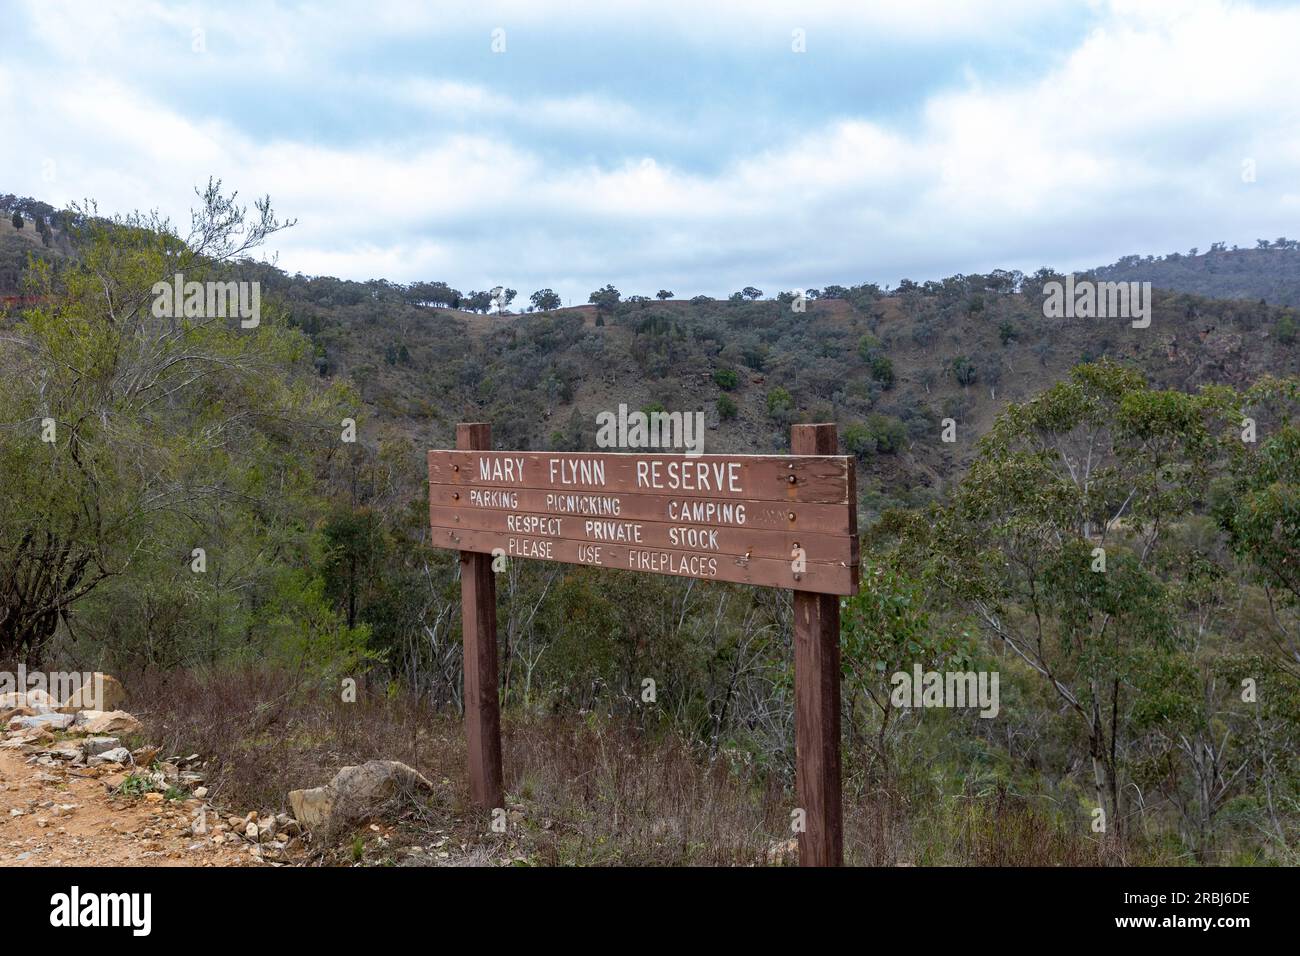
[504,716,789,865]
[128,667,1116,866]
[128,668,466,807]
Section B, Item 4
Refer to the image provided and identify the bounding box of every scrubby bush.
[951,356,977,386]
[714,368,739,390]
[843,422,874,458]
[869,413,907,453]
[843,413,907,457]
[858,334,883,363]
[870,355,895,389]
[766,386,793,417]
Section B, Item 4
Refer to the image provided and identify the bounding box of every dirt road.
[0,748,256,867]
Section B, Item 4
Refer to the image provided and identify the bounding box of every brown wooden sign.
[427,449,858,595]
[429,484,855,534]
[429,450,852,502]
[429,425,857,866]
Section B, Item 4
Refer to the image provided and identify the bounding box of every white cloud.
[2,0,1298,301]
[394,79,676,141]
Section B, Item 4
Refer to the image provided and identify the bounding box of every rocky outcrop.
[288,760,437,830]
[8,712,75,731]
[79,711,143,736]
[56,673,128,712]
[0,689,56,708]
[80,736,122,756]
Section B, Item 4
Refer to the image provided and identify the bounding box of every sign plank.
[427,526,857,595]
[428,503,856,564]
[428,483,854,535]
[427,450,852,504]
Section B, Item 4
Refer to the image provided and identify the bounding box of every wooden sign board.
[429,425,857,865]
[427,450,858,595]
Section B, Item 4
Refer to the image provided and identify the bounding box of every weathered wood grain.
[456,424,504,812]
[428,503,857,564]
[791,423,845,867]
[427,525,857,595]
[428,482,855,535]
[428,450,852,504]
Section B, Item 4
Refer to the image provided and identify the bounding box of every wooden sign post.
[791,423,845,866]
[429,422,857,866]
[456,423,504,812]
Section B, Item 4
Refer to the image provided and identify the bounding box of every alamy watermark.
[1042,275,1151,329]
[596,403,705,456]
[890,664,1000,718]
[0,666,111,709]
[49,886,151,936]
[151,272,260,328]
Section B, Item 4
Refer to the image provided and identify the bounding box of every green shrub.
[843,414,906,457]
[843,422,874,458]
[868,413,907,453]
[858,334,882,363]
[766,386,794,417]
[869,355,895,389]
[714,368,739,390]
[716,394,738,421]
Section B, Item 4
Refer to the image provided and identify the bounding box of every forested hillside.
[2,191,1298,865]
[236,249,1300,526]
[1090,241,1300,307]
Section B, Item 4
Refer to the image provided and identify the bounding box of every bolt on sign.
[429,423,859,865]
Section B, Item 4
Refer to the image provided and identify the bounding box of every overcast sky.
[2,0,1298,304]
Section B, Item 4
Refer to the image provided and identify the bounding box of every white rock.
[80,711,142,735]
[288,760,437,830]
[0,689,56,709]
[88,747,131,766]
[39,741,84,761]
[57,673,128,712]
[81,737,122,756]
[8,712,74,731]
[0,693,53,715]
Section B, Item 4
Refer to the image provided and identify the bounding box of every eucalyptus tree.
[1215,376,1300,676]
[0,181,356,666]
[928,362,1231,839]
